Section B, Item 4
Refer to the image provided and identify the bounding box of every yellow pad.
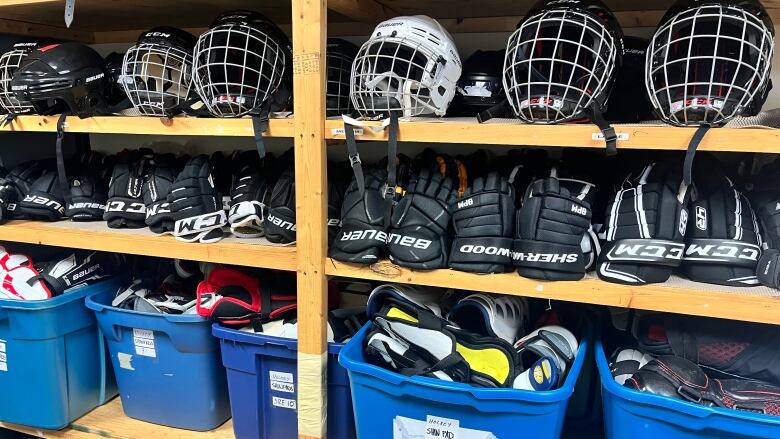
[456,344,511,385]
[386,307,418,324]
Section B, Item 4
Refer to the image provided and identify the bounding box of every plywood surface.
[327,259,780,324]
[0,397,234,439]
[0,220,298,271]
[325,118,780,153]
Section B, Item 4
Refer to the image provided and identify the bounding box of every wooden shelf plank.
[0,115,295,137]
[326,259,780,324]
[325,118,780,153]
[0,221,297,271]
[0,397,233,439]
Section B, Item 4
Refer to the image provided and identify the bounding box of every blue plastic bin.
[596,340,780,439]
[86,293,230,431]
[213,324,356,439]
[339,323,589,439]
[0,279,120,429]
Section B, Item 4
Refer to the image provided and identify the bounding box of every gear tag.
[64,0,75,28]
[592,132,629,141]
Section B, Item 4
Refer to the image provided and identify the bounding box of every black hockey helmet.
[122,26,197,116]
[504,0,624,124]
[11,42,111,118]
[646,0,775,126]
[0,41,46,116]
[449,50,506,117]
[326,38,358,116]
[193,10,292,118]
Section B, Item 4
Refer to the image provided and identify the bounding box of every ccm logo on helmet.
[267,214,296,231]
[23,195,64,214]
[387,233,432,250]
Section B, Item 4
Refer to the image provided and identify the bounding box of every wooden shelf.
[326,259,780,324]
[0,115,295,137]
[0,397,233,439]
[325,118,780,153]
[0,220,297,271]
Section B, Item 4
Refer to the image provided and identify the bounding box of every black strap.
[0,113,16,129]
[55,113,72,205]
[684,124,711,186]
[383,113,399,229]
[587,105,618,156]
[344,120,365,199]
[477,100,510,124]
[251,115,269,159]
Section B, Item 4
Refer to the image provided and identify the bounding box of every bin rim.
[595,339,780,425]
[85,291,209,324]
[212,322,345,355]
[0,278,123,312]
[339,322,589,404]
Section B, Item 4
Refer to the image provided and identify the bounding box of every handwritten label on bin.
[133,328,156,358]
[269,370,295,393]
[0,340,6,372]
[272,396,297,410]
[425,415,460,439]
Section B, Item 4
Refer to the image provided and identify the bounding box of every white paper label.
[592,132,629,141]
[269,370,295,393]
[117,352,135,370]
[0,339,6,372]
[272,396,297,410]
[425,415,460,439]
[331,127,364,136]
[393,416,495,439]
[133,328,156,358]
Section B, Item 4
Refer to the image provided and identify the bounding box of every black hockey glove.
[19,171,66,221]
[168,155,227,243]
[598,161,690,285]
[66,174,107,221]
[681,166,761,286]
[35,250,122,296]
[265,168,296,244]
[0,161,44,222]
[143,154,178,234]
[104,151,148,228]
[387,168,456,269]
[449,172,515,273]
[513,172,595,281]
[228,151,274,239]
[329,168,389,264]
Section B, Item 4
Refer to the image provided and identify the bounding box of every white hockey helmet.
[350,15,462,118]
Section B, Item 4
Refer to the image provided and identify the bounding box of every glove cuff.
[330,221,388,264]
[683,238,761,267]
[758,249,780,289]
[104,196,146,227]
[513,239,585,280]
[229,200,265,238]
[601,239,685,267]
[174,210,227,243]
[145,200,173,234]
[265,210,297,244]
[450,237,513,273]
[387,227,449,269]
[66,197,106,221]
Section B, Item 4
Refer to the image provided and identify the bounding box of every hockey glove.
[387,168,456,269]
[329,168,389,264]
[104,151,148,228]
[513,172,595,281]
[19,171,66,221]
[66,175,107,221]
[167,155,227,243]
[265,168,296,244]
[0,161,44,222]
[143,154,178,234]
[228,151,273,239]
[598,161,690,285]
[34,250,121,296]
[449,172,515,273]
[681,164,761,286]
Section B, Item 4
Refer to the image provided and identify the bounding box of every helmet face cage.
[503,8,617,124]
[0,47,36,114]
[350,19,460,118]
[327,50,354,116]
[192,23,286,117]
[122,42,193,116]
[646,4,774,126]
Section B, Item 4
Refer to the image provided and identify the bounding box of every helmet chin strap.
[342,110,400,228]
[55,112,73,206]
[683,123,712,186]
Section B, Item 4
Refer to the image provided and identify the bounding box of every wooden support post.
[291,0,328,437]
